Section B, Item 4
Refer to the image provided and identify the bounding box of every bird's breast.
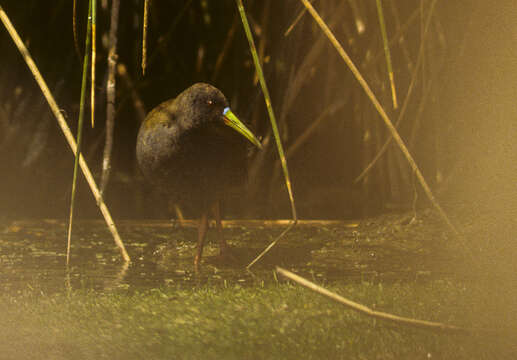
[136,121,248,209]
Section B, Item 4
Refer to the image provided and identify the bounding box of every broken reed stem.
[277,267,477,333]
[0,6,130,263]
[298,0,468,256]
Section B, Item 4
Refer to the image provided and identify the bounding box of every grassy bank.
[1,279,513,359]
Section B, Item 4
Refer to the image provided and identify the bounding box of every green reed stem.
[0,4,129,263]
[236,0,296,220]
[67,0,92,266]
[236,0,298,268]
[376,0,398,109]
[91,0,96,127]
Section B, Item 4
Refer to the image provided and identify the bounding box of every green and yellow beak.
[223,107,262,149]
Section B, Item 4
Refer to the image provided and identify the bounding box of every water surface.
[0,215,453,294]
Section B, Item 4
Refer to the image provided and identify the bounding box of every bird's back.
[136,103,248,211]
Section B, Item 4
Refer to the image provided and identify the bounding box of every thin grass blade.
[376,0,398,109]
[236,0,298,268]
[67,0,93,265]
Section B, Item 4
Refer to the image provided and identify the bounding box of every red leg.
[212,200,228,255]
[194,211,209,269]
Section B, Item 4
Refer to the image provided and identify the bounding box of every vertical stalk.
[67,0,92,265]
[298,0,469,256]
[100,0,121,196]
[72,0,81,59]
[376,0,398,109]
[0,5,130,263]
[236,0,298,269]
[236,0,297,222]
[91,0,97,127]
[142,0,150,75]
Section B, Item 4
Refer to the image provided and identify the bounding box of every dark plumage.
[136,83,261,267]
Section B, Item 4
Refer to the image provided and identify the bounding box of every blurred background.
[0,0,515,228]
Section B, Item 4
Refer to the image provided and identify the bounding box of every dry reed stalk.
[0,6,130,262]
[298,0,468,256]
[277,267,480,333]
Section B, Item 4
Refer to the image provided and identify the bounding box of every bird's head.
[179,83,262,149]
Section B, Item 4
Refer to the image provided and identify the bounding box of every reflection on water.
[0,218,453,294]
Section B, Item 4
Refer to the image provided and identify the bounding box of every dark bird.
[136,83,262,268]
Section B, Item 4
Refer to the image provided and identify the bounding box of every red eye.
[207,100,213,105]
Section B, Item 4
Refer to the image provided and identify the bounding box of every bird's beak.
[223,107,263,149]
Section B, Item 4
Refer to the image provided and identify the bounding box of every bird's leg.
[212,200,228,255]
[212,201,238,263]
[194,211,209,269]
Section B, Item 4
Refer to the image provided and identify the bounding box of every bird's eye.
[206,99,213,105]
